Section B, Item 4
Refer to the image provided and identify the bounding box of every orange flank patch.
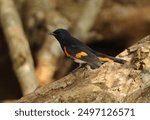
[97,57,113,62]
[75,51,88,58]
[64,47,70,57]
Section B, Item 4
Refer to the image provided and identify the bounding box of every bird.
[50,28,126,71]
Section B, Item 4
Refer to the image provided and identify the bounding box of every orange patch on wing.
[75,51,88,58]
[97,57,113,62]
[64,47,70,57]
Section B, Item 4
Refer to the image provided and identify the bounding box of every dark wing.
[80,43,127,64]
[92,50,127,64]
[64,45,101,69]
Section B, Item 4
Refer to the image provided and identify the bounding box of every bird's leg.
[72,63,82,73]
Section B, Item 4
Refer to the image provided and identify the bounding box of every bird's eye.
[57,31,60,34]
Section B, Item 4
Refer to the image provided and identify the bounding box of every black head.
[50,29,71,45]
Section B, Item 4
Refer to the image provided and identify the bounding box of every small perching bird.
[50,28,126,70]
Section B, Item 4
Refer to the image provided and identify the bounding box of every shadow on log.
[17,35,150,103]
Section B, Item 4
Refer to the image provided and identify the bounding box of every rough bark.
[17,35,150,103]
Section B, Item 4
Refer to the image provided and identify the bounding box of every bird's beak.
[49,32,56,36]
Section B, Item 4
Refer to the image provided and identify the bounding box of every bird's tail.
[84,45,126,64]
[95,52,126,64]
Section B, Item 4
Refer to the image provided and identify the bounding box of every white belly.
[74,59,86,63]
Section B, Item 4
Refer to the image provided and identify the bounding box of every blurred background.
[0,0,150,102]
